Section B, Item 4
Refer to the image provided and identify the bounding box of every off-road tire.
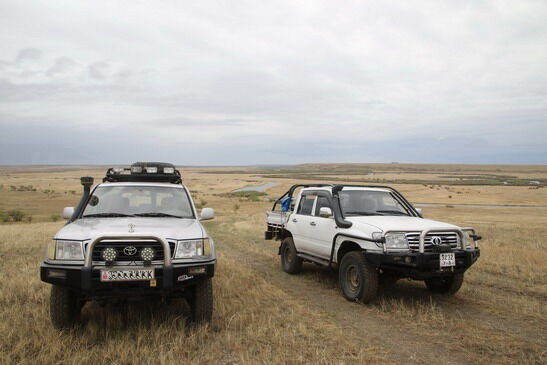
[190,278,213,323]
[339,251,378,303]
[50,285,81,329]
[280,237,303,274]
[425,273,464,295]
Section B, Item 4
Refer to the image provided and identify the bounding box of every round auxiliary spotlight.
[141,247,155,261]
[102,247,117,262]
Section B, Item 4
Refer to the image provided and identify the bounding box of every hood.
[54,217,204,241]
[346,216,460,233]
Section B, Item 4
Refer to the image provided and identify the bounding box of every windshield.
[339,190,410,216]
[82,185,194,219]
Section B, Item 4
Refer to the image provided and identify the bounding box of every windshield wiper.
[375,210,409,216]
[343,211,382,216]
[133,212,184,218]
[82,213,136,218]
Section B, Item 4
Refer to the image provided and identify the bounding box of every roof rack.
[103,162,182,184]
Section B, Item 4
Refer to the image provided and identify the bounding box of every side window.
[297,195,316,215]
[314,196,332,216]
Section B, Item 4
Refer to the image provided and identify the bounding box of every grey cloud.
[0,0,546,164]
[15,47,42,63]
[46,57,77,76]
[88,62,109,80]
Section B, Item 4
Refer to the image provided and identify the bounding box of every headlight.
[462,232,469,248]
[462,232,476,249]
[54,240,84,260]
[384,233,409,251]
[174,238,209,259]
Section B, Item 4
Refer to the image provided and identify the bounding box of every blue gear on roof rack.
[103,162,182,184]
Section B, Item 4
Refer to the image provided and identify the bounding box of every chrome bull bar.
[82,234,173,290]
[418,228,464,254]
[382,228,478,253]
[84,234,172,268]
[418,227,478,253]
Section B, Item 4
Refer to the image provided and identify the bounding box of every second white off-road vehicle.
[41,162,216,328]
[265,184,481,303]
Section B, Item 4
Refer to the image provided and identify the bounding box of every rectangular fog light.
[47,269,67,279]
[188,266,206,275]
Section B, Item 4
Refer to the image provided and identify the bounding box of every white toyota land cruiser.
[265,184,481,303]
[40,162,216,328]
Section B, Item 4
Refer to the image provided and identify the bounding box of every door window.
[297,195,316,215]
[314,196,332,216]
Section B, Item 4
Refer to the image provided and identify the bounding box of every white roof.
[95,182,185,189]
[301,186,391,193]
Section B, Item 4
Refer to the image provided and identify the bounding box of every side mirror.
[200,207,215,221]
[62,207,74,220]
[415,207,423,216]
[319,207,333,218]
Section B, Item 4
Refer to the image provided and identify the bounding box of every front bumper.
[365,249,480,279]
[40,260,215,298]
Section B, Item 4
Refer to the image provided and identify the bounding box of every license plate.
[439,253,455,268]
[100,269,155,282]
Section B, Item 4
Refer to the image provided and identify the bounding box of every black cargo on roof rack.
[103,162,182,184]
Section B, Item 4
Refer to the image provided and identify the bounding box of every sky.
[0,0,546,165]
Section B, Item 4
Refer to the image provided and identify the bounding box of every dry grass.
[0,223,384,365]
[0,164,546,364]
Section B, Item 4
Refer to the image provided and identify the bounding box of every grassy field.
[0,164,546,364]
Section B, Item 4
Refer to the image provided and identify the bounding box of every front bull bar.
[383,227,479,253]
[82,234,173,290]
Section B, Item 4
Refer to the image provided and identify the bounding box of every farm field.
[0,164,546,364]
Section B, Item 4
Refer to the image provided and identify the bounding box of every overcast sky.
[0,1,546,165]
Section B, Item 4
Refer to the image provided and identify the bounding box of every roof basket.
[103,162,182,184]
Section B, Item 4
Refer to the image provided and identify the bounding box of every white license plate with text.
[439,253,456,268]
[100,269,155,282]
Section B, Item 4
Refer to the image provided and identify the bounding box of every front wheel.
[280,237,303,274]
[190,278,213,323]
[50,285,82,329]
[425,273,464,295]
[339,251,378,303]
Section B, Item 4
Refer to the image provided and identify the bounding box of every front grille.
[91,240,176,262]
[405,232,460,252]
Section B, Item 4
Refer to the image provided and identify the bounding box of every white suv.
[40,162,216,329]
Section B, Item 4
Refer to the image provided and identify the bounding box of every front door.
[307,195,338,259]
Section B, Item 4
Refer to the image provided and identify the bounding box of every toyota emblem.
[431,236,442,246]
[123,246,137,256]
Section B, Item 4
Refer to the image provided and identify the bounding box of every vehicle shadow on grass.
[77,297,195,332]
[296,262,455,307]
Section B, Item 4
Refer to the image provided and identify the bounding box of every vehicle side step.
[297,253,330,267]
